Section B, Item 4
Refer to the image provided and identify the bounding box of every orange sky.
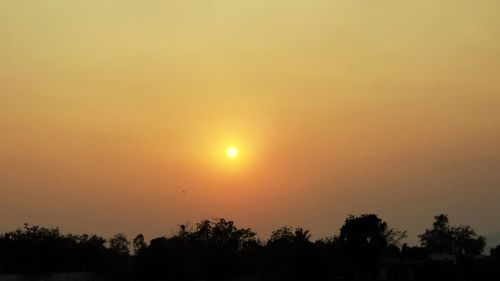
[1,1,500,244]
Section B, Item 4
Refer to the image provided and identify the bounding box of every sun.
[226,146,239,158]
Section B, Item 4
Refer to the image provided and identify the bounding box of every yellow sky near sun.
[1,0,500,241]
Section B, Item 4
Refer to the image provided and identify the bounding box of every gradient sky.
[1,1,499,244]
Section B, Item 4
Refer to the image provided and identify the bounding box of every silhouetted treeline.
[1,214,500,281]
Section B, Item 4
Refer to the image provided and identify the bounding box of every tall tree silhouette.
[334,214,405,279]
[132,234,146,255]
[419,214,485,256]
[109,233,130,255]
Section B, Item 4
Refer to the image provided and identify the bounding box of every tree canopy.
[1,214,498,281]
[419,214,485,256]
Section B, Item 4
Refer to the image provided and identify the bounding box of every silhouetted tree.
[336,214,391,255]
[2,215,497,281]
[66,233,107,270]
[109,233,130,255]
[490,245,500,258]
[419,214,485,256]
[192,219,259,278]
[334,214,405,279]
[265,226,327,281]
[269,226,295,243]
[419,215,454,255]
[132,233,146,255]
[135,219,260,281]
[0,224,74,272]
[384,226,408,247]
[0,224,114,273]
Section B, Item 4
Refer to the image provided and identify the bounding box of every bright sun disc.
[226,146,238,158]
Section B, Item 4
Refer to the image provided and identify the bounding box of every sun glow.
[226,146,239,158]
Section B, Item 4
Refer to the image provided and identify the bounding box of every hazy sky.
[1,1,499,244]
